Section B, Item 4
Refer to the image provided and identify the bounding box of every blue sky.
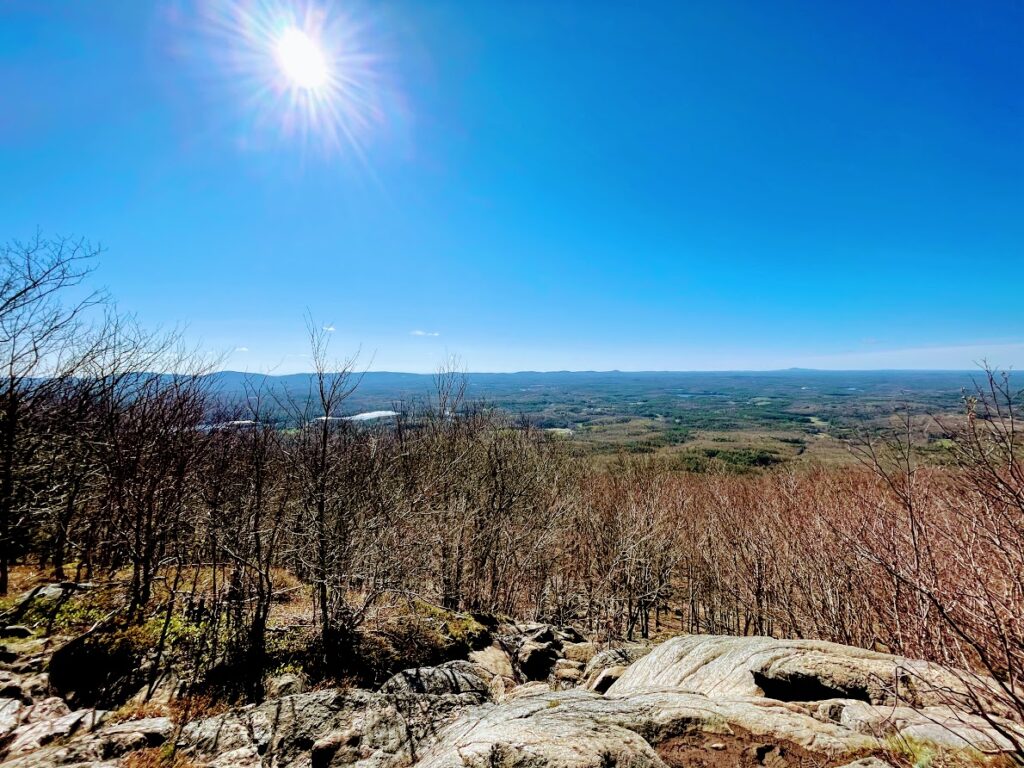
[1,0,1021,372]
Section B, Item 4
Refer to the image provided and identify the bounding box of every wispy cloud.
[323,325,336,332]
[234,346,249,353]
[410,329,440,337]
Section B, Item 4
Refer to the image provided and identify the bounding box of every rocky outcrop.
[266,671,306,699]
[179,687,482,768]
[418,689,667,768]
[414,687,884,768]
[582,644,653,692]
[552,658,585,689]
[380,660,491,697]
[562,642,597,665]
[415,635,1021,767]
[808,698,1016,752]
[408,635,1020,766]
[468,643,515,680]
[0,715,173,767]
[0,706,108,765]
[0,670,49,703]
[606,635,1005,712]
[495,623,587,683]
[0,631,1019,767]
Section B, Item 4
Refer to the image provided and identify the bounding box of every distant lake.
[346,410,399,422]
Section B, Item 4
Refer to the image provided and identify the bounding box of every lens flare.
[186,1,393,157]
[275,27,328,90]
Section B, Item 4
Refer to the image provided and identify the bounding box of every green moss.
[51,597,110,633]
[0,594,20,616]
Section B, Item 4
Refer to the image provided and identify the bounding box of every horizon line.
[207,367,1000,376]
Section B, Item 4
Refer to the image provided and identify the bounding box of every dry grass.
[107,700,172,725]
[882,735,1019,768]
[167,693,230,724]
[5,564,53,593]
[120,747,202,768]
[0,565,55,613]
[270,567,307,603]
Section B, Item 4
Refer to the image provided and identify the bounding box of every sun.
[194,0,390,155]
[275,27,329,90]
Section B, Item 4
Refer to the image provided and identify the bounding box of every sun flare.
[275,27,328,90]
[194,0,389,155]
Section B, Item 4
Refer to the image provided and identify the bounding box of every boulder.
[581,644,652,690]
[552,660,584,689]
[468,644,514,680]
[516,641,560,681]
[0,673,31,704]
[410,637,1021,767]
[22,696,71,722]
[554,659,583,672]
[607,635,1001,712]
[519,623,557,645]
[554,627,587,644]
[380,661,490,698]
[562,642,597,664]
[32,584,82,602]
[20,673,49,701]
[496,623,589,682]
[266,671,306,698]
[587,665,627,694]
[0,697,25,738]
[501,623,584,647]
[1,632,1019,768]
[90,716,174,757]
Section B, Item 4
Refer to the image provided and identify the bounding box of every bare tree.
[279,318,363,668]
[0,234,102,593]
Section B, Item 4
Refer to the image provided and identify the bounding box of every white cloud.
[323,325,336,332]
[234,346,249,353]
[410,329,440,337]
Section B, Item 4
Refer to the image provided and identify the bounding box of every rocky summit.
[0,624,1019,768]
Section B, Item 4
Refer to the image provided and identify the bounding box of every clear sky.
[2,1,1022,372]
